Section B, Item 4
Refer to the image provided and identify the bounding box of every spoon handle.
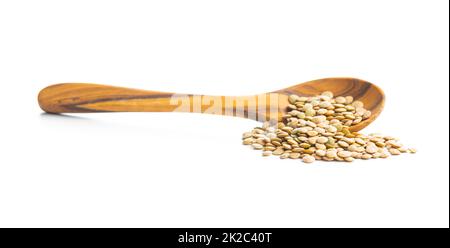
[38,83,278,120]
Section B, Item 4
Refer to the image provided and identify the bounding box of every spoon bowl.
[38,77,384,132]
[274,77,385,131]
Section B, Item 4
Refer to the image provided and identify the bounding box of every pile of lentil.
[242,91,416,163]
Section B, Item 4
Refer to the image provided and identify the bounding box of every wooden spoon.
[38,77,384,131]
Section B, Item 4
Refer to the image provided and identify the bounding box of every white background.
[0,0,448,228]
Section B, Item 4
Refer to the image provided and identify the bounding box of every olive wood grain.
[38,77,385,131]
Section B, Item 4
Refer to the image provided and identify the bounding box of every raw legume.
[243,92,415,163]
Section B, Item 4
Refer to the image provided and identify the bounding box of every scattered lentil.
[302,155,316,163]
[243,92,415,163]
